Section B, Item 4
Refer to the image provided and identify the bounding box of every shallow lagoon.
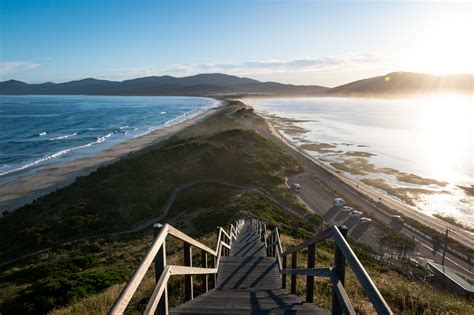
[248,96,473,228]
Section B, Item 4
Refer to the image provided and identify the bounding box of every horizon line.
[2,70,474,89]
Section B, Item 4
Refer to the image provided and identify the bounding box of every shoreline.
[257,111,474,247]
[0,103,224,214]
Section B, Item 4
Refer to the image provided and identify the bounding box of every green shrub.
[2,268,128,314]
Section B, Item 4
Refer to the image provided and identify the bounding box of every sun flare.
[417,95,473,183]
[404,7,474,74]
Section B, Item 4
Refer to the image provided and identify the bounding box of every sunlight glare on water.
[247,95,474,227]
[416,95,473,184]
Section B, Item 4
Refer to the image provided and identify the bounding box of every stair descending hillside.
[170,221,328,314]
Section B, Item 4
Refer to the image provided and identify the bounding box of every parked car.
[341,206,353,212]
[360,217,372,223]
[390,215,404,223]
[292,183,301,193]
[333,198,345,207]
[350,211,363,218]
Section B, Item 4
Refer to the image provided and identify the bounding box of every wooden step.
[169,220,329,314]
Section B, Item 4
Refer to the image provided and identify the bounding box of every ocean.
[0,95,220,184]
[247,96,473,228]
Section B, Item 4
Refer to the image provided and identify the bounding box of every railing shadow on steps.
[255,219,393,315]
[109,219,244,315]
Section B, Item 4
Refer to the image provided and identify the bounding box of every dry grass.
[48,231,218,315]
[279,233,473,314]
[50,284,124,315]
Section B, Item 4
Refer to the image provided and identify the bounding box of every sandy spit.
[0,104,224,213]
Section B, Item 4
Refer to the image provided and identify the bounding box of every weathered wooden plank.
[168,225,216,256]
[153,224,168,314]
[332,226,392,315]
[109,223,169,315]
[281,267,331,277]
[183,242,193,301]
[291,252,297,294]
[201,250,208,293]
[330,269,356,315]
[144,265,171,315]
[222,242,231,249]
[332,226,347,315]
[282,227,332,256]
[220,227,231,240]
[306,243,316,303]
[274,228,283,257]
[169,265,218,275]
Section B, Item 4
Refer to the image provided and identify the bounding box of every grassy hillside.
[0,101,470,314]
[46,213,473,315]
[0,102,315,314]
[0,107,304,260]
[329,72,473,97]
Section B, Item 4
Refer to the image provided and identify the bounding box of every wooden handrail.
[168,225,217,256]
[281,227,333,256]
[109,223,169,314]
[110,219,244,315]
[258,220,392,315]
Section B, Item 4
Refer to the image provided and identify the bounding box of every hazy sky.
[0,0,472,86]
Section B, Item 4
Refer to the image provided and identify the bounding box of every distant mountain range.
[0,72,472,97]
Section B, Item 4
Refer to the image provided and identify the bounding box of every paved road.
[287,172,473,279]
[235,113,473,281]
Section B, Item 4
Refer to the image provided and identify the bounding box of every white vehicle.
[351,210,363,218]
[341,206,353,212]
[333,198,345,207]
[390,215,404,223]
[360,217,372,223]
[292,183,301,193]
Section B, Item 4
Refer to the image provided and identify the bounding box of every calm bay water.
[248,96,473,227]
[0,95,220,183]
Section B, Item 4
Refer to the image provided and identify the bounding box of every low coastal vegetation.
[0,102,471,314]
[0,102,309,314]
[46,216,474,314]
[360,178,443,207]
[279,233,473,314]
[433,213,474,233]
[0,108,301,261]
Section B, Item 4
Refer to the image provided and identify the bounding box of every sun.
[403,5,473,74]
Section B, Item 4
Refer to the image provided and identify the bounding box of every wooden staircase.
[170,221,327,314]
[110,218,392,315]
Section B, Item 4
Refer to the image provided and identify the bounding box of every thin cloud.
[99,53,389,81]
[0,61,40,77]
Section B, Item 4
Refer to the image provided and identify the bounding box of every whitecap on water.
[49,132,77,140]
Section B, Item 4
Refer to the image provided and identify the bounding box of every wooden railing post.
[271,233,275,257]
[291,252,297,294]
[214,226,220,286]
[210,254,216,289]
[282,254,287,289]
[183,242,193,301]
[153,224,168,314]
[201,249,208,293]
[267,233,272,256]
[272,233,276,257]
[267,232,271,256]
[225,235,229,256]
[262,224,265,242]
[306,244,316,303]
[332,225,348,315]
